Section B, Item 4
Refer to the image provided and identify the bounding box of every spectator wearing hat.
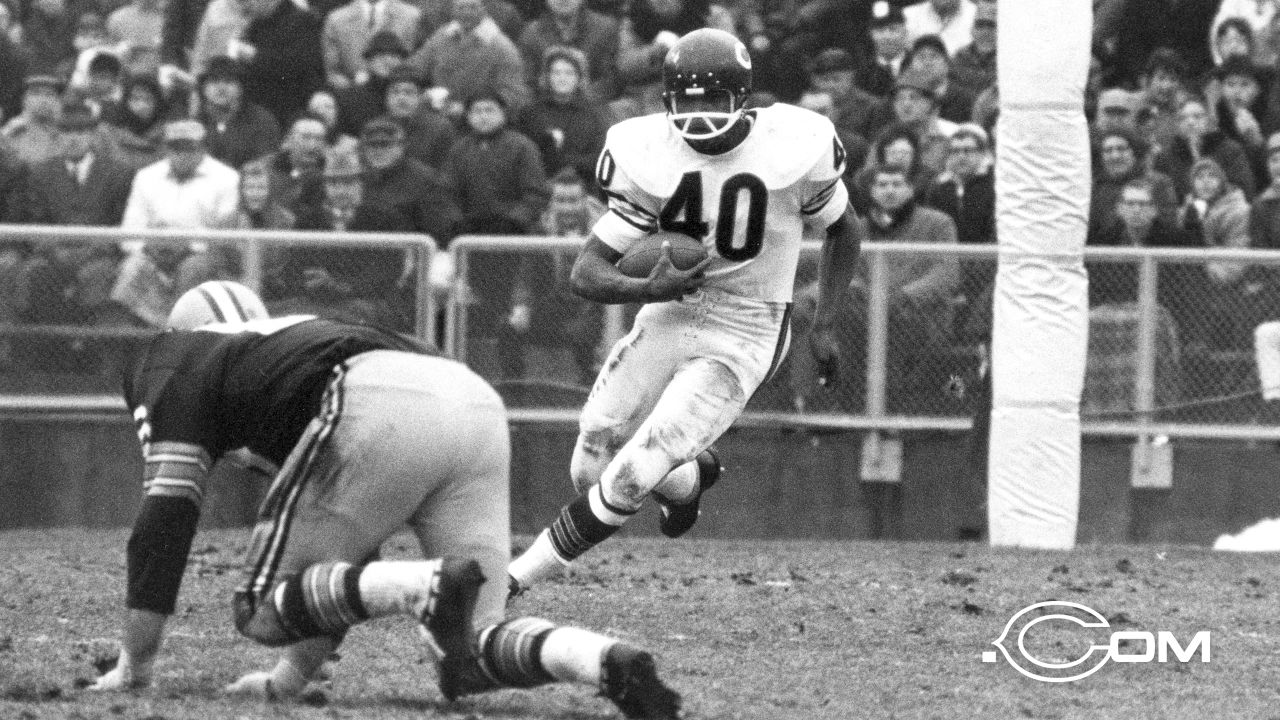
[322,0,421,89]
[275,147,414,328]
[189,0,246,78]
[357,115,461,245]
[13,99,139,374]
[334,31,411,137]
[808,47,892,141]
[903,0,975,56]
[861,1,910,98]
[195,55,281,169]
[517,0,618,101]
[890,65,956,176]
[408,0,529,118]
[24,99,135,227]
[2,74,65,167]
[948,0,994,100]
[382,63,456,168]
[902,33,972,123]
[113,119,241,327]
[236,0,325,126]
[513,45,608,186]
[254,113,329,211]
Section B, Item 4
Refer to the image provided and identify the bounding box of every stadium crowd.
[0,0,1276,402]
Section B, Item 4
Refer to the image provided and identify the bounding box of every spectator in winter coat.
[513,45,609,188]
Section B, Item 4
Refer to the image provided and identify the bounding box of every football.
[615,231,709,278]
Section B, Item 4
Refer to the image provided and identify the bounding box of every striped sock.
[508,485,633,589]
[272,562,368,639]
[476,617,558,688]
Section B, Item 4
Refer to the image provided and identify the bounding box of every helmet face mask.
[665,87,742,140]
[661,29,753,145]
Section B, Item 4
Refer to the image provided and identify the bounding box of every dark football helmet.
[661,28,753,143]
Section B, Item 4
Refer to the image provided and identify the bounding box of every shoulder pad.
[745,104,841,186]
[601,113,686,195]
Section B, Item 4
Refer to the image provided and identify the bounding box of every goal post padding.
[988,0,1092,548]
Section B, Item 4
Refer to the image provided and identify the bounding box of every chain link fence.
[450,237,1280,439]
[0,226,436,411]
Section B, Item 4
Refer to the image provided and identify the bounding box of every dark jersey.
[124,316,435,467]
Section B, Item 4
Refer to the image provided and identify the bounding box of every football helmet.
[166,280,269,330]
[661,28,753,142]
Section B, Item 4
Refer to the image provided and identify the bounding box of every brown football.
[615,231,709,278]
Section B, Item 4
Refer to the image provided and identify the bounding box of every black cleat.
[507,573,524,601]
[601,643,682,720]
[420,557,485,701]
[655,448,721,539]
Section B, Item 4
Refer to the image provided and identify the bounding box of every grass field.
[2,528,1280,720]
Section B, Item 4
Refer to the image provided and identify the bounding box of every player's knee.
[602,458,653,508]
[571,429,622,493]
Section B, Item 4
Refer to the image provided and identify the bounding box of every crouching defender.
[89,280,681,719]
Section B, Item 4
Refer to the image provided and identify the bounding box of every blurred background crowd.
[0,0,1275,411]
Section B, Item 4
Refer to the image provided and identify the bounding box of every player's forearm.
[812,208,863,329]
[570,245,658,304]
[126,495,200,616]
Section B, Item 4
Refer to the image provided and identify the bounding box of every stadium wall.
[3,419,1279,545]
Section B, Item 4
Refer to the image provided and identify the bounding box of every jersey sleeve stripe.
[607,206,657,233]
[143,478,205,504]
[801,179,841,215]
[604,189,658,220]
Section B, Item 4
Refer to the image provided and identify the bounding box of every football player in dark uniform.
[89,281,681,719]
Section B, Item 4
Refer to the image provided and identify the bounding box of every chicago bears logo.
[735,43,752,69]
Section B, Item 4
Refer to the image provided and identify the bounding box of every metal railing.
[449,236,1280,440]
[0,225,436,420]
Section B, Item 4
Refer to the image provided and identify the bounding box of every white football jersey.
[592,103,849,302]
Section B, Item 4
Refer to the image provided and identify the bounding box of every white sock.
[267,657,308,697]
[539,628,613,686]
[652,460,699,503]
[356,559,442,618]
[508,530,571,589]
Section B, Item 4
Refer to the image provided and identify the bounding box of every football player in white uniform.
[509,28,863,592]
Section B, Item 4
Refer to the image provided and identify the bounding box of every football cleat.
[419,557,485,701]
[655,448,721,539]
[601,643,682,720]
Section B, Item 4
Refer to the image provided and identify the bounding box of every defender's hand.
[809,327,840,386]
[643,240,712,303]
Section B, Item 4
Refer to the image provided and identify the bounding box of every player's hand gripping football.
[809,326,840,386]
[643,240,712,302]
